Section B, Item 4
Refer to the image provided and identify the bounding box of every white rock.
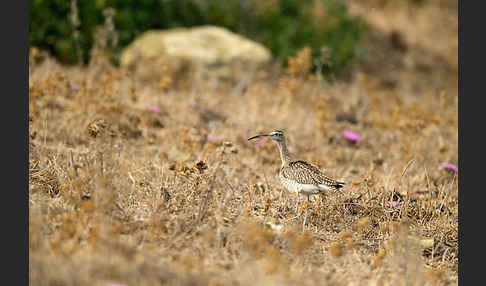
[120,25,271,82]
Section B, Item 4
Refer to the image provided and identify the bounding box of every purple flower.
[148,105,160,112]
[257,139,265,148]
[388,201,402,209]
[343,129,361,142]
[207,134,218,143]
[440,163,458,173]
[71,83,80,90]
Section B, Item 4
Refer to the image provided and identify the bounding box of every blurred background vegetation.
[29,0,367,77]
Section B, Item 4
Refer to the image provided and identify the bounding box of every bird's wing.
[283,160,345,189]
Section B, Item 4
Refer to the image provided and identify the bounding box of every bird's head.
[248,130,285,143]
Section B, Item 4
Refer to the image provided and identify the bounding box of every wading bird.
[248,130,345,229]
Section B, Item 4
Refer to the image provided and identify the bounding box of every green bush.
[29,0,367,77]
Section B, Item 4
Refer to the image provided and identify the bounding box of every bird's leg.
[295,193,302,214]
[302,195,310,230]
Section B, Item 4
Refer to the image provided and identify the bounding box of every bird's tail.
[333,180,346,189]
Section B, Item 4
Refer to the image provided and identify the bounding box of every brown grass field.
[29,1,458,285]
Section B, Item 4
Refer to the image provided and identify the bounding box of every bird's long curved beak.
[248,134,270,141]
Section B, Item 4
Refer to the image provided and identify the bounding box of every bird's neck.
[276,140,292,167]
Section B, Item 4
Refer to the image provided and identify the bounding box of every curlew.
[248,130,345,229]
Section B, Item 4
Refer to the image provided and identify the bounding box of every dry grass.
[29,3,457,285]
[349,0,458,96]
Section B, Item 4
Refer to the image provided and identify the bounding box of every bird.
[248,130,345,229]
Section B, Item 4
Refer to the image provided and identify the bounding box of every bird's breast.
[279,174,321,195]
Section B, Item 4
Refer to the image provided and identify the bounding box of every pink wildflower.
[440,163,458,173]
[388,201,402,210]
[148,105,160,112]
[257,139,265,148]
[71,83,80,90]
[207,134,218,143]
[343,129,361,142]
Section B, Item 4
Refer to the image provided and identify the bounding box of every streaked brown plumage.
[280,160,345,190]
[248,130,345,228]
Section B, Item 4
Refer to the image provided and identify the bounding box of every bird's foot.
[285,215,301,222]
